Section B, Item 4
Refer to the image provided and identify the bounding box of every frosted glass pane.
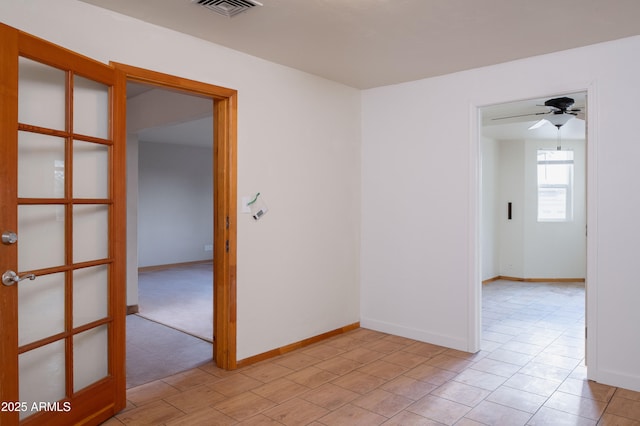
[73,265,108,327]
[73,205,108,263]
[18,205,65,271]
[74,325,108,392]
[73,140,108,199]
[18,131,65,199]
[18,57,66,131]
[73,76,108,139]
[18,272,65,346]
[19,340,66,420]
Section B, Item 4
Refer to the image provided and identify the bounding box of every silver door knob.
[2,270,36,286]
[2,231,18,245]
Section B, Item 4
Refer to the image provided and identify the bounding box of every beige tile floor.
[103,280,640,425]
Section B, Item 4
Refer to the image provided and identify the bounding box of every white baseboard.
[589,368,640,393]
[360,317,470,353]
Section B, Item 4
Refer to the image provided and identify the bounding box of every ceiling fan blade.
[565,111,586,121]
[528,119,548,130]
[491,111,548,121]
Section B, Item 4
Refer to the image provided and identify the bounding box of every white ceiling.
[127,82,214,147]
[114,3,601,145]
[82,0,640,89]
[137,115,213,147]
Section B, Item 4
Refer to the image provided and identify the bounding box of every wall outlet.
[204,244,213,251]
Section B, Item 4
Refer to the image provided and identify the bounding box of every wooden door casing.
[112,63,238,370]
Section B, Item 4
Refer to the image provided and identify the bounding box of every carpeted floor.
[126,315,212,388]
[126,262,215,388]
[136,262,213,342]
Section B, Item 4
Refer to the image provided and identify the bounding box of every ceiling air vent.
[193,0,263,18]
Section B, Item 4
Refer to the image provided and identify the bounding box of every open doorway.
[125,81,214,388]
[478,92,587,378]
[113,63,239,387]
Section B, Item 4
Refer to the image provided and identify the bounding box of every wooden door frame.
[112,63,238,369]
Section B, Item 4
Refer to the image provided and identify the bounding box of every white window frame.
[537,149,574,222]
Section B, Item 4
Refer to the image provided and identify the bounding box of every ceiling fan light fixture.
[546,113,574,129]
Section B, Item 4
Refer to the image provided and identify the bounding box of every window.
[537,149,574,222]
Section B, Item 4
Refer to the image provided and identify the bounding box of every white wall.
[126,135,139,307]
[362,36,640,391]
[0,1,361,361]
[522,139,586,279]
[489,138,586,280]
[481,137,499,281]
[137,141,214,267]
[497,139,526,278]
